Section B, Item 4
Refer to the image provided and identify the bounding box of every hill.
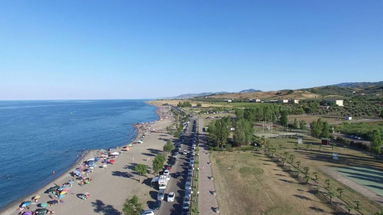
[199,81,383,100]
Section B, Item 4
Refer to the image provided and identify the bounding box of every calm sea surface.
[0,100,158,209]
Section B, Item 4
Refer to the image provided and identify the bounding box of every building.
[227,99,232,103]
[255,98,261,103]
[293,99,299,104]
[335,100,344,107]
[282,99,289,104]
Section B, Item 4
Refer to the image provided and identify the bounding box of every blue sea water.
[0,100,158,209]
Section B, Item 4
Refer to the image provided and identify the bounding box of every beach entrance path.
[197,118,219,215]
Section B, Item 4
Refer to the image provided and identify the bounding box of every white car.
[185,181,192,190]
[140,210,154,215]
[159,184,167,190]
[167,192,175,202]
[163,170,170,176]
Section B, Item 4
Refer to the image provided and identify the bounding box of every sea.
[0,100,158,209]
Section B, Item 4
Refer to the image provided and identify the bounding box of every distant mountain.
[171,89,261,99]
[198,81,383,100]
[171,92,229,99]
[239,89,262,93]
[332,81,383,88]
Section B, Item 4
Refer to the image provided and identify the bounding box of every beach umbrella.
[20,201,32,208]
[108,159,116,164]
[77,193,87,200]
[47,200,58,205]
[38,202,48,208]
[21,211,33,215]
[32,195,40,201]
[35,208,48,215]
[45,185,59,194]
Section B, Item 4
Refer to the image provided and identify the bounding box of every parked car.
[164,169,170,175]
[159,183,167,190]
[182,200,190,211]
[153,200,162,210]
[157,190,165,201]
[140,210,154,215]
[185,181,192,190]
[167,192,175,202]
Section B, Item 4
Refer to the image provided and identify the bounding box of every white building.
[227,99,232,103]
[282,99,289,104]
[293,99,299,104]
[255,98,261,103]
[335,100,344,107]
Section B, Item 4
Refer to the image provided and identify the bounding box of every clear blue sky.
[0,0,382,99]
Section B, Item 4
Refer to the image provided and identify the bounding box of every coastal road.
[157,119,195,215]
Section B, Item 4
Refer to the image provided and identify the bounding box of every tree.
[163,141,175,153]
[279,110,288,127]
[336,187,344,198]
[325,179,331,190]
[295,160,301,170]
[310,119,323,138]
[123,195,143,215]
[293,118,299,129]
[134,164,148,182]
[152,154,166,173]
[370,129,382,154]
[207,117,231,148]
[303,167,310,182]
[328,190,335,204]
[321,121,331,138]
[299,120,307,129]
[380,109,383,119]
[233,118,254,146]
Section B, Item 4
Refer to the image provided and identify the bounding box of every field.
[267,137,383,214]
[211,151,335,215]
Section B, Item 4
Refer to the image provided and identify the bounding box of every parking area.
[145,118,198,215]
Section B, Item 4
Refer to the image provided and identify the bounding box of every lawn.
[211,151,335,215]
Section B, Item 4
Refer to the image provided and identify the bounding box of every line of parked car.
[141,119,198,215]
[182,120,198,214]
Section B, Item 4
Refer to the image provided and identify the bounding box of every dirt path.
[197,118,219,215]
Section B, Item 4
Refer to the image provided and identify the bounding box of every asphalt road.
[157,119,195,215]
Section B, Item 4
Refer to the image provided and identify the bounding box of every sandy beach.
[1,104,174,215]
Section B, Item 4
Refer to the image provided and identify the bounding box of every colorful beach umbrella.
[35,208,48,215]
[21,211,33,215]
[38,202,48,208]
[20,201,31,208]
[47,200,58,205]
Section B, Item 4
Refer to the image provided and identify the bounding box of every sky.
[0,0,382,99]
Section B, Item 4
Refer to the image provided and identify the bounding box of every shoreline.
[0,102,164,215]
